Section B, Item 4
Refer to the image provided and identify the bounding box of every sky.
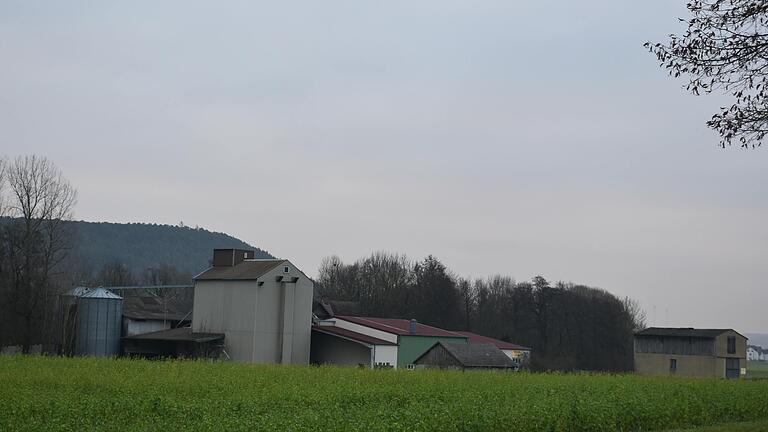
[1,1,766,333]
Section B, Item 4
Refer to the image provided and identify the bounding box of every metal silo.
[75,287,123,357]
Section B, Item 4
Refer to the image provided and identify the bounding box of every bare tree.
[3,155,77,351]
[646,0,768,147]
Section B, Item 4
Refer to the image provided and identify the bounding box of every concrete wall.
[192,260,313,364]
[310,331,371,366]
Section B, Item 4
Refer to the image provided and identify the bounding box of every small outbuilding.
[413,342,517,371]
[122,327,224,359]
[310,324,397,368]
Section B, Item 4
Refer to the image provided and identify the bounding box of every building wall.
[310,331,371,367]
[398,336,467,367]
[123,318,169,337]
[192,260,313,364]
[414,343,462,369]
[372,345,398,368]
[635,353,717,377]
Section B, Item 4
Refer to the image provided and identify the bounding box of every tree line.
[316,252,646,372]
[0,155,195,351]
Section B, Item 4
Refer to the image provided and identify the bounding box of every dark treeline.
[317,252,646,372]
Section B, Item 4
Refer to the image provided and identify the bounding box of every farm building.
[192,249,314,364]
[454,331,531,364]
[123,327,224,358]
[747,345,766,362]
[121,295,192,337]
[310,323,397,368]
[413,341,517,371]
[634,327,747,379]
[310,316,468,368]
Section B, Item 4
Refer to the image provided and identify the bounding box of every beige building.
[192,249,313,364]
[634,328,747,379]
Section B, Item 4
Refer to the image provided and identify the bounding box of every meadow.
[748,361,768,379]
[1,356,768,432]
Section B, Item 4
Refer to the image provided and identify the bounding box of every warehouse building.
[634,327,747,379]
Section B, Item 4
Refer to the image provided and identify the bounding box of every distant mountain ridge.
[69,220,273,279]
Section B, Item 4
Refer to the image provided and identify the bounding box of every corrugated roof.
[418,342,516,368]
[123,327,224,343]
[635,327,740,339]
[67,286,90,297]
[194,259,286,281]
[79,287,122,299]
[312,325,396,346]
[454,331,531,351]
[336,316,467,338]
[122,296,192,321]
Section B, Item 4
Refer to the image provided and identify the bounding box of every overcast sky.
[1,1,766,333]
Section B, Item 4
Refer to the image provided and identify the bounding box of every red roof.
[454,331,530,351]
[312,325,395,346]
[336,316,467,338]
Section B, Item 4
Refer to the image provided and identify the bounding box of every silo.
[75,287,123,357]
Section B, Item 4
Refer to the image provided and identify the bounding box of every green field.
[748,361,768,379]
[2,356,768,432]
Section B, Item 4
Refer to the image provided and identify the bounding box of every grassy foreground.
[1,356,768,432]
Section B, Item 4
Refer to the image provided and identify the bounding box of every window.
[283,266,290,274]
[406,364,416,370]
[669,358,677,374]
[727,336,736,354]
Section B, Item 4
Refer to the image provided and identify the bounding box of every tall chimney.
[409,319,417,335]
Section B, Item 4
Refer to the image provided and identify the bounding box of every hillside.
[69,221,273,279]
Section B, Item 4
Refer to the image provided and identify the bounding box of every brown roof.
[194,259,286,281]
[454,331,530,351]
[336,316,467,338]
[123,327,224,343]
[122,296,192,322]
[635,328,745,339]
[312,325,396,346]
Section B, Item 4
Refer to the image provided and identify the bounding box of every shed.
[310,324,397,368]
[121,296,193,337]
[122,327,224,359]
[414,342,517,370]
[454,331,531,363]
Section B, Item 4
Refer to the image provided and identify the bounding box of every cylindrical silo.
[75,287,123,357]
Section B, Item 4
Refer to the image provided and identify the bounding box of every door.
[725,358,740,379]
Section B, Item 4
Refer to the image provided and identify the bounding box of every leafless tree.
[2,155,77,351]
[646,0,768,147]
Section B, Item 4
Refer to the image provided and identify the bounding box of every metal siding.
[75,296,122,357]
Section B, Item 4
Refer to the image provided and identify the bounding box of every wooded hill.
[68,221,272,281]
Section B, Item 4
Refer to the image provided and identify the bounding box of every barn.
[634,327,747,379]
[413,341,517,371]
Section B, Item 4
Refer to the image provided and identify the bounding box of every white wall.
[373,345,398,368]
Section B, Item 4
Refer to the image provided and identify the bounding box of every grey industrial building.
[192,249,314,364]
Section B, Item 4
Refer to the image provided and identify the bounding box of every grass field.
[748,361,768,379]
[2,356,768,432]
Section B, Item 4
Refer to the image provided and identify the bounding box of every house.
[310,316,467,368]
[634,327,747,379]
[413,342,517,371]
[454,331,531,364]
[121,295,192,337]
[192,249,313,364]
[122,327,224,358]
[747,345,761,362]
